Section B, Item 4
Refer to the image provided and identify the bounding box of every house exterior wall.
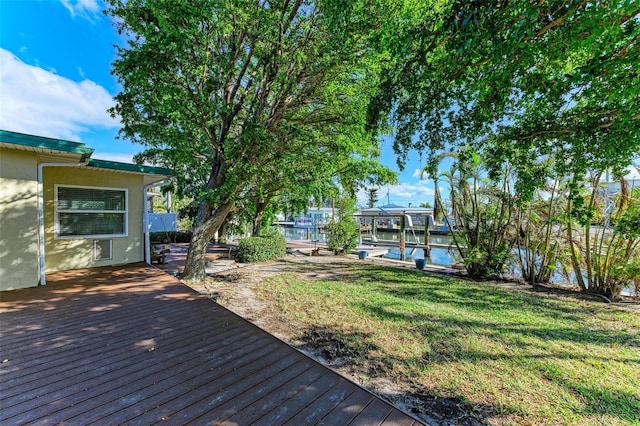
[0,149,39,290]
[43,167,145,272]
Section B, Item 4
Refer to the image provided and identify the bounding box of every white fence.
[147,213,177,233]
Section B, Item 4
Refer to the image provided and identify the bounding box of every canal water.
[279,227,459,267]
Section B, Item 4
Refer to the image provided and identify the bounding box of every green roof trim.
[88,159,174,176]
[0,129,94,156]
[1,129,174,177]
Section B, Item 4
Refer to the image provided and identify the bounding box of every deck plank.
[175,355,318,424]
[125,345,301,424]
[240,367,344,425]
[348,397,395,426]
[315,385,375,425]
[55,339,286,425]
[4,327,261,424]
[0,264,422,425]
[1,316,236,393]
[281,379,357,425]
[205,363,332,424]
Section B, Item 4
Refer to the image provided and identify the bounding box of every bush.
[325,196,359,255]
[149,230,192,243]
[237,230,287,263]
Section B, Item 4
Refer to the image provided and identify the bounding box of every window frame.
[54,184,128,239]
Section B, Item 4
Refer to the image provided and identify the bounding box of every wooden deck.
[0,264,422,425]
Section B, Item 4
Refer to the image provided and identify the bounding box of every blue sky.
[0,0,435,207]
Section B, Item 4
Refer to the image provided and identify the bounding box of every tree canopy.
[369,0,640,198]
[107,0,395,280]
[106,0,639,285]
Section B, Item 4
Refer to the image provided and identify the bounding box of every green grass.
[257,263,640,425]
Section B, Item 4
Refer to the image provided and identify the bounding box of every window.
[55,185,128,238]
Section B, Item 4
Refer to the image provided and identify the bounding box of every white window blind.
[55,185,128,238]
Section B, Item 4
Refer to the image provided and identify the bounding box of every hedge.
[237,233,287,263]
[149,230,192,243]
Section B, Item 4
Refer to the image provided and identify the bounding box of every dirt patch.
[182,251,638,425]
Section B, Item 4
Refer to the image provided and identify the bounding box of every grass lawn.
[257,262,640,425]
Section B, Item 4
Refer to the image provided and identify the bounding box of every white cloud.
[625,165,640,180]
[0,48,118,141]
[357,182,435,207]
[60,0,103,22]
[388,183,435,199]
[411,168,425,179]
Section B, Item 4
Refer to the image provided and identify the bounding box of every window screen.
[56,186,127,237]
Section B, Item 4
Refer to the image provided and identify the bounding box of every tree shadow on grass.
[294,318,640,424]
[576,385,640,422]
[358,303,640,362]
[541,368,640,422]
[347,265,640,346]
[293,325,492,425]
[350,301,639,423]
[353,263,620,317]
[264,260,640,423]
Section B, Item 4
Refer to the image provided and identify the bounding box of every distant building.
[599,166,640,215]
[356,205,435,230]
[292,207,334,228]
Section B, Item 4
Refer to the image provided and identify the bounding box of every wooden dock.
[361,239,455,251]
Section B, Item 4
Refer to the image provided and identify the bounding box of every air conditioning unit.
[94,239,113,260]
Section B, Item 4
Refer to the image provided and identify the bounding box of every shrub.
[433,149,517,279]
[325,196,359,255]
[149,230,192,243]
[566,183,640,297]
[237,229,286,263]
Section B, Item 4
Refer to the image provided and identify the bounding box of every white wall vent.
[94,239,113,260]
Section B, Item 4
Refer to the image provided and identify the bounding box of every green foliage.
[366,187,379,208]
[149,230,192,243]
[237,229,286,263]
[515,180,568,285]
[434,149,517,279]
[371,0,640,197]
[615,204,640,238]
[567,181,640,297]
[106,0,395,280]
[368,0,639,290]
[324,196,360,255]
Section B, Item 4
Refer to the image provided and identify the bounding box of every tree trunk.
[567,196,587,291]
[252,200,268,236]
[182,200,234,282]
[433,182,442,224]
[218,215,230,243]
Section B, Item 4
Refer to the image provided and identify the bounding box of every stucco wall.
[0,149,39,290]
[43,167,145,272]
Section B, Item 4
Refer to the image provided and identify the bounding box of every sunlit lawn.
[257,263,640,425]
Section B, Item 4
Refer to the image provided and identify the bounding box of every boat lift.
[356,206,435,261]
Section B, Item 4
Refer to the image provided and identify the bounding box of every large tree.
[107,0,392,281]
[369,0,640,196]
